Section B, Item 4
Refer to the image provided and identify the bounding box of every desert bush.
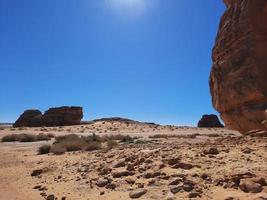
[1,134,18,142]
[51,134,103,154]
[18,134,37,142]
[38,145,51,154]
[36,133,51,141]
[120,135,135,143]
[1,133,52,142]
[84,141,102,151]
[107,140,118,149]
[102,134,125,141]
[50,144,67,155]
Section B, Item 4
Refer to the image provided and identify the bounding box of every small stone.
[168,178,182,185]
[188,192,201,198]
[129,189,147,199]
[46,195,56,200]
[170,186,182,194]
[125,177,136,184]
[167,158,180,165]
[113,159,126,168]
[31,169,43,176]
[203,147,219,155]
[239,180,262,193]
[113,170,134,178]
[96,179,109,187]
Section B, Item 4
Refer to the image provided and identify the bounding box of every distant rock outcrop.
[43,106,83,126]
[197,114,224,128]
[13,110,43,127]
[210,0,267,133]
[13,107,83,127]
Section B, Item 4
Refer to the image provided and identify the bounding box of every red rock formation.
[197,114,224,128]
[42,106,83,126]
[13,110,43,127]
[210,0,267,133]
[13,107,83,127]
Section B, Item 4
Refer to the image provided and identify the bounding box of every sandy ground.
[0,121,266,200]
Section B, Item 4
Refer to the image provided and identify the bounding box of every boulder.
[210,0,267,133]
[42,106,83,126]
[13,110,42,127]
[197,114,224,128]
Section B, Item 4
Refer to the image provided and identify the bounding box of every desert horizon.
[1,0,266,199]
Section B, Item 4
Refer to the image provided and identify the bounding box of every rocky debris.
[43,106,83,126]
[188,191,201,198]
[27,132,267,200]
[112,170,134,178]
[210,0,267,134]
[245,129,267,137]
[129,189,147,199]
[197,114,224,128]
[171,162,193,170]
[241,147,253,154]
[13,110,42,127]
[203,147,219,155]
[13,106,83,127]
[113,159,126,168]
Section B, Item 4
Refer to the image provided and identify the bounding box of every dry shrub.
[50,133,103,154]
[38,145,51,154]
[1,133,52,142]
[50,144,67,155]
[107,140,118,149]
[84,141,102,151]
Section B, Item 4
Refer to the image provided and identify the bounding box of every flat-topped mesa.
[210,0,267,134]
[42,106,83,126]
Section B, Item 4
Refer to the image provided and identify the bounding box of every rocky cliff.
[210,0,267,133]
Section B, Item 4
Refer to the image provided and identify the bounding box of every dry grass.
[1,133,52,142]
[50,134,103,154]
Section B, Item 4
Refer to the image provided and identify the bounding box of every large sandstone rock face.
[210,0,267,133]
[43,106,83,126]
[197,114,224,128]
[13,107,83,127]
[13,110,43,127]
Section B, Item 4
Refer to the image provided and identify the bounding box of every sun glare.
[107,0,151,18]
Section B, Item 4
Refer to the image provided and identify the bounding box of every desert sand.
[0,120,266,200]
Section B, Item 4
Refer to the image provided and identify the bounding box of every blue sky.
[0,0,225,125]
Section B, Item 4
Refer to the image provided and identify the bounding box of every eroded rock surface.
[13,106,83,127]
[210,0,267,133]
[42,106,83,126]
[13,110,43,127]
[198,114,224,128]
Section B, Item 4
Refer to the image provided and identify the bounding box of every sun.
[107,0,151,18]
